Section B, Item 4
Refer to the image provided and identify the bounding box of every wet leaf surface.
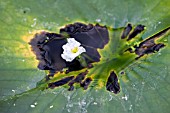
[0,0,170,113]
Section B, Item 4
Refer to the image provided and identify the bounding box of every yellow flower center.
[71,47,78,53]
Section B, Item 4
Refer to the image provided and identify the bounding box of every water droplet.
[50,105,53,108]
[93,102,97,105]
[22,18,27,22]
[34,102,38,105]
[81,100,86,106]
[158,52,161,55]
[109,93,113,101]
[31,18,37,27]
[28,30,32,34]
[68,103,73,107]
[122,95,128,100]
[30,105,35,108]
[95,19,101,22]
[22,7,31,13]
[46,37,49,40]
[26,86,30,90]
[82,108,87,113]
[12,90,15,93]
[67,109,71,112]
[164,39,167,42]
[129,104,133,110]
[42,15,46,18]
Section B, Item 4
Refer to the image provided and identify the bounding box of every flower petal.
[61,38,86,62]
[68,38,81,47]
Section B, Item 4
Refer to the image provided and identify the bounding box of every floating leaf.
[0,0,170,113]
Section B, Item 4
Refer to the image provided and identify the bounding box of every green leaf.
[0,0,170,113]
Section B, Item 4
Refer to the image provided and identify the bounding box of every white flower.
[61,38,86,62]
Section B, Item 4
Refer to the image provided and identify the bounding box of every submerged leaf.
[106,71,120,94]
